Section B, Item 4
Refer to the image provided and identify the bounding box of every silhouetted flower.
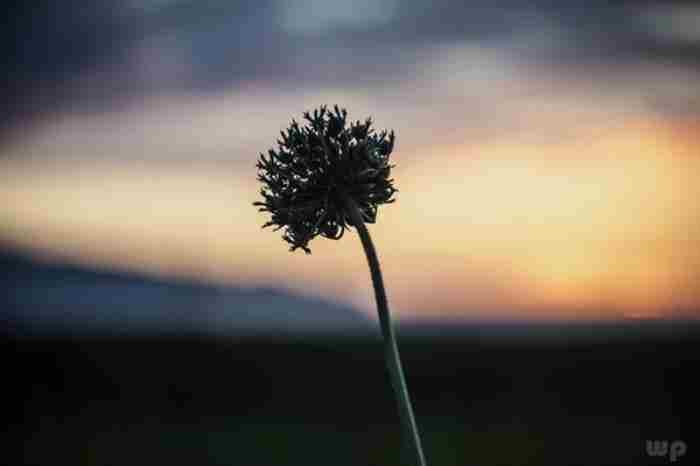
[254,105,397,253]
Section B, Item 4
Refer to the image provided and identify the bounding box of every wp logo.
[646,440,687,463]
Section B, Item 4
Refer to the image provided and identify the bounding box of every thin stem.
[341,192,427,466]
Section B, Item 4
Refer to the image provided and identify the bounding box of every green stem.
[341,193,427,466]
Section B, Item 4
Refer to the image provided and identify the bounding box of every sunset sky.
[2,0,699,321]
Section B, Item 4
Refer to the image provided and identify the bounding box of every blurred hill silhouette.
[1,249,371,336]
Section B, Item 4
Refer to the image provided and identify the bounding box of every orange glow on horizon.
[1,115,699,320]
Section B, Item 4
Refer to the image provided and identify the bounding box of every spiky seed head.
[254,105,397,253]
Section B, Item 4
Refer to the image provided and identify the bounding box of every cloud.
[278,0,398,36]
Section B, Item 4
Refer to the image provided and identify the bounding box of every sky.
[1,0,699,321]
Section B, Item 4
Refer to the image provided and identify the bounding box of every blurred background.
[2,1,698,465]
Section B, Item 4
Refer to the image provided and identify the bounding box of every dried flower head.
[254,105,397,253]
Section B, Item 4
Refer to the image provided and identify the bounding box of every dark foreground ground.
[5,327,696,466]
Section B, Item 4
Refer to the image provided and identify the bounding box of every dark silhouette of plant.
[254,105,427,466]
[254,105,397,254]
